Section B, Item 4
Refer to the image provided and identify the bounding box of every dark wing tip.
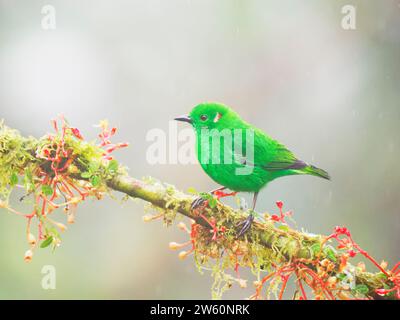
[309,165,331,180]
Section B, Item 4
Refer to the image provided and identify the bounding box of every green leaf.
[186,187,197,195]
[24,168,33,182]
[310,243,321,255]
[89,162,100,173]
[208,198,217,208]
[40,236,53,248]
[81,171,92,178]
[199,192,210,200]
[24,169,34,192]
[278,225,289,232]
[107,160,119,173]
[376,272,388,280]
[90,175,100,186]
[324,246,337,262]
[10,172,18,186]
[41,185,53,196]
[49,227,60,239]
[337,273,347,281]
[354,284,369,295]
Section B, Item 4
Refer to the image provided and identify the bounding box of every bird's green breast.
[194,127,275,192]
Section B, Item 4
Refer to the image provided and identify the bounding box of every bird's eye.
[200,115,208,121]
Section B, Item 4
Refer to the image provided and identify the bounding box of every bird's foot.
[190,196,208,211]
[190,190,237,212]
[236,213,255,238]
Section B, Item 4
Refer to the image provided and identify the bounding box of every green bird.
[175,102,330,236]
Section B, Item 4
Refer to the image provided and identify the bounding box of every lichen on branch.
[0,117,128,258]
[108,174,398,300]
[0,118,398,300]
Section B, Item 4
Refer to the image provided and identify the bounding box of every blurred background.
[0,0,399,299]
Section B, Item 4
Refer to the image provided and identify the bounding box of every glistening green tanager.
[175,102,330,236]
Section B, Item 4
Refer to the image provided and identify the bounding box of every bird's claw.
[236,214,254,238]
[190,196,208,211]
[191,189,238,212]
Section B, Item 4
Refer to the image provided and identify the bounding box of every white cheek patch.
[213,112,222,123]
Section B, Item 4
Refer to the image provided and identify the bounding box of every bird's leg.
[190,186,225,210]
[191,186,237,211]
[237,192,258,238]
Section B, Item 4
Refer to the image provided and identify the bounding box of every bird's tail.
[303,165,331,180]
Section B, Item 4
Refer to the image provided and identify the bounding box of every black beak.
[174,115,192,124]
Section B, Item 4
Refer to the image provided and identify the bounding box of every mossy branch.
[0,119,397,300]
[107,174,391,299]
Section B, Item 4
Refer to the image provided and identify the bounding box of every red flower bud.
[348,249,357,258]
[71,127,84,140]
[271,215,280,222]
[276,201,283,209]
[375,288,389,296]
[334,226,351,237]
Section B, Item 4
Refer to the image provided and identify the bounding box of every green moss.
[0,122,37,201]
[0,119,126,252]
[0,121,124,200]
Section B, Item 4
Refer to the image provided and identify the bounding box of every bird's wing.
[237,128,306,172]
[232,128,330,179]
[229,127,306,171]
[260,144,307,171]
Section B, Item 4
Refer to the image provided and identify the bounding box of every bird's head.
[174,102,241,130]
